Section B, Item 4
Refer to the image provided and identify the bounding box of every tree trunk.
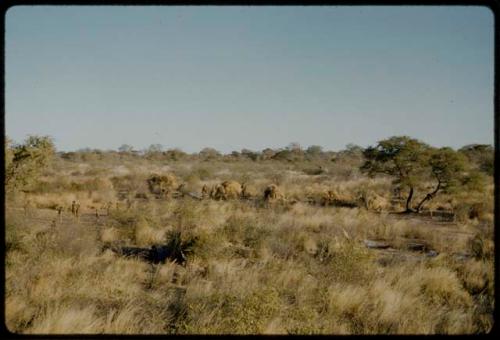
[405,187,415,212]
[416,194,432,213]
[416,181,441,213]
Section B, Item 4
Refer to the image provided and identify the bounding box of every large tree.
[361,136,477,213]
[414,147,468,212]
[361,136,431,212]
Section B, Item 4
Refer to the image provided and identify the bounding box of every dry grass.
[5,155,494,334]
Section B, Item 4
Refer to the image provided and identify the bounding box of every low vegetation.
[4,135,494,334]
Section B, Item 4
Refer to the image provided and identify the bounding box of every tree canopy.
[5,135,56,192]
[361,136,476,212]
[414,147,468,212]
[361,136,430,211]
[459,144,494,175]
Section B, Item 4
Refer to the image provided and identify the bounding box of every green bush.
[5,135,55,193]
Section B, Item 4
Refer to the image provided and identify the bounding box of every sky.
[5,6,494,153]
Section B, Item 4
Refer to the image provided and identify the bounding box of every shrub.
[182,287,281,334]
[223,214,271,252]
[326,242,374,284]
[5,135,56,193]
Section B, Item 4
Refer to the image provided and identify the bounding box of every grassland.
[5,149,495,334]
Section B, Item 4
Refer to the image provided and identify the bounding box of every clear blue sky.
[5,6,494,153]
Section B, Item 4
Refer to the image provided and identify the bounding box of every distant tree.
[286,142,303,153]
[164,148,187,161]
[270,142,304,162]
[147,144,163,153]
[272,149,294,162]
[459,144,494,176]
[261,148,276,160]
[199,147,221,161]
[361,136,431,212]
[118,144,134,153]
[5,135,56,192]
[144,144,164,160]
[344,143,364,156]
[241,148,258,161]
[306,145,323,155]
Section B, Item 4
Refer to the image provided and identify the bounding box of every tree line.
[5,135,493,214]
[57,142,365,163]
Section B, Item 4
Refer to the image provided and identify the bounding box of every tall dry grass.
[5,155,494,334]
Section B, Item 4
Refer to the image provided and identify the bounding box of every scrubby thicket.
[5,136,495,334]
